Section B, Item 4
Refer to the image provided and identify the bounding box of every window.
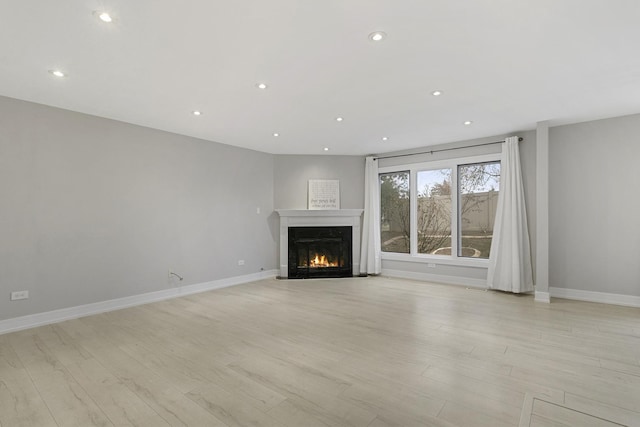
[380,171,410,253]
[417,169,451,255]
[458,162,500,258]
[379,155,500,263]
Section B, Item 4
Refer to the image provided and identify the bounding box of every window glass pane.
[458,162,500,258]
[380,172,410,253]
[417,169,452,255]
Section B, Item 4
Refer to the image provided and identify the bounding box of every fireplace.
[288,226,352,279]
[276,209,363,279]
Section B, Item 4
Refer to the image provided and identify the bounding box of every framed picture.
[308,179,340,210]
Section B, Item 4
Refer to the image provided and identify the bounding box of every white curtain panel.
[360,156,382,275]
[487,136,534,293]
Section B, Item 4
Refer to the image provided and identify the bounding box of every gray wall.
[549,113,640,297]
[4,91,638,324]
[0,96,277,321]
[378,130,538,283]
[273,155,365,209]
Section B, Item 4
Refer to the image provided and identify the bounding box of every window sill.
[381,252,489,269]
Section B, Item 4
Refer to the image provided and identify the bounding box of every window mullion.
[451,164,459,260]
[410,169,418,256]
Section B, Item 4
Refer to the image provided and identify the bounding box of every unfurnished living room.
[1,2,640,426]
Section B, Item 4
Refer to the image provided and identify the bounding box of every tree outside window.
[417,169,451,255]
[458,162,500,258]
[380,172,410,253]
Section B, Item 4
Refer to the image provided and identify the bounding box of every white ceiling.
[2,1,640,155]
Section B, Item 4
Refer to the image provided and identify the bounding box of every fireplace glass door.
[288,226,352,278]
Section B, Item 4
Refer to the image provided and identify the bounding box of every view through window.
[458,162,500,258]
[417,169,452,255]
[380,157,500,260]
[380,171,410,253]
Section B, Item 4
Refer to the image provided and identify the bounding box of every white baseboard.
[534,291,551,303]
[0,269,278,335]
[381,268,487,289]
[550,287,640,308]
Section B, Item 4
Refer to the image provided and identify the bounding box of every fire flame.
[309,253,338,268]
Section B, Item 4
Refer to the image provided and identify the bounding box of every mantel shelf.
[276,209,364,218]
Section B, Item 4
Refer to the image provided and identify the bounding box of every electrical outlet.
[256,207,261,214]
[238,260,245,266]
[427,263,436,268]
[11,290,29,301]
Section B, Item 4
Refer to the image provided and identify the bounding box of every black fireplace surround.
[288,226,352,279]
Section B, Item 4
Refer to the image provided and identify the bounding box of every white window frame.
[379,153,501,268]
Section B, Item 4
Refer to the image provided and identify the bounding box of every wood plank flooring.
[1,276,639,426]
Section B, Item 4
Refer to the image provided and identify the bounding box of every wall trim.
[6,272,636,336]
[0,269,278,335]
[534,291,551,303]
[382,268,487,289]
[550,287,640,308]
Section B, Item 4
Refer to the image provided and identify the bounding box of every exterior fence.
[382,190,498,235]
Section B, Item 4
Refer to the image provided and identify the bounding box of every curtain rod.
[373,137,523,161]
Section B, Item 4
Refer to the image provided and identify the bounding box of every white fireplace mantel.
[276,209,364,278]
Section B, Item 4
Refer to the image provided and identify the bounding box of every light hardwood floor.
[1,276,639,427]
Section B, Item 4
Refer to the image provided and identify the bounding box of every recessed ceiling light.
[98,12,113,23]
[49,69,66,78]
[273,132,279,137]
[382,137,389,141]
[324,147,329,151]
[92,10,114,23]
[256,83,268,90]
[192,110,202,116]
[336,117,343,122]
[369,31,386,42]
[464,120,473,125]
[432,90,442,96]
